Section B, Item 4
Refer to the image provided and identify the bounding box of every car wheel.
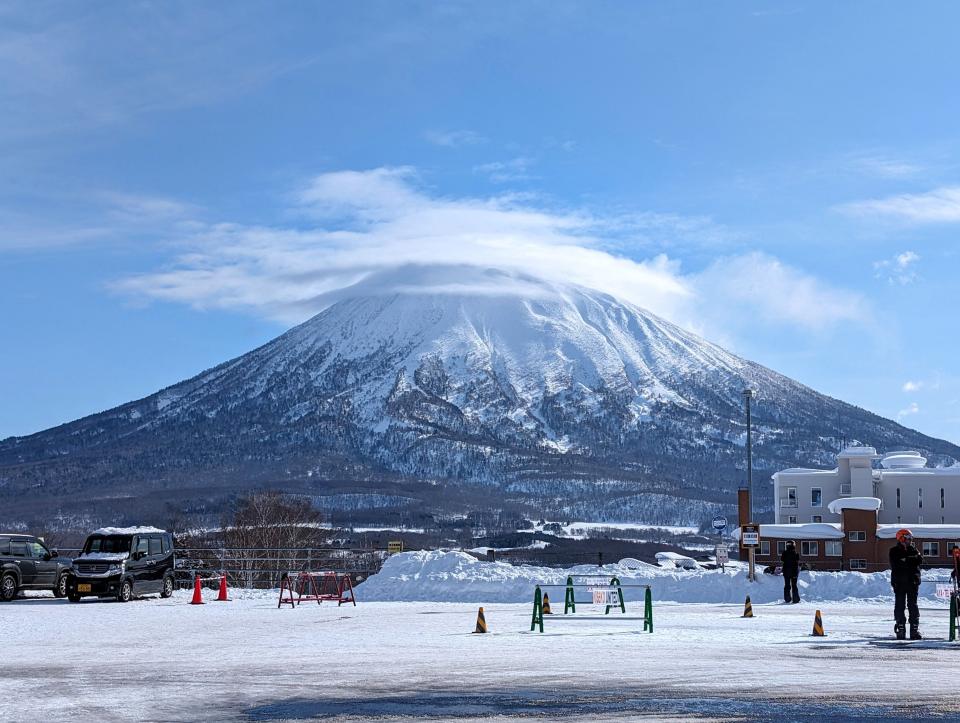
[53,573,68,598]
[117,579,133,603]
[160,575,174,598]
[0,573,17,602]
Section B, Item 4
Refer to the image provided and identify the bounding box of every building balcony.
[780,500,798,508]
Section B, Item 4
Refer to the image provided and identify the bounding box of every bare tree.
[222,491,328,587]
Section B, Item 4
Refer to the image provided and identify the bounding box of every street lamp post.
[743,387,756,581]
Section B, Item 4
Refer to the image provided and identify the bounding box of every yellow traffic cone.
[543,593,552,615]
[812,609,825,636]
[473,606,488,633]
[742,595,754,618]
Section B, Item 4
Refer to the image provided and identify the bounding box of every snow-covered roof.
[735,523,844,541]
[827,497,882,514]
[774,468,837,475]
[90,526,166,536]
[838,446,879,459]
[877,525,960,540]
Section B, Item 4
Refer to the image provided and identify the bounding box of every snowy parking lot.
[5,588,960,722]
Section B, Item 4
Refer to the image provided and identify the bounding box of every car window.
[27,541,48,559]
[135,538,149,556]
[148,537,161,556]
[0,538,8,555]
[160,536,170,554]
[9,541,26,557]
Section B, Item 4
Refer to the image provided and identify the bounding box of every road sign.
[715,545,729,564]
[388,541,403,554]
[712,515,727,531]
[741,524,760,547]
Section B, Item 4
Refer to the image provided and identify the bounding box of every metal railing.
[174,546,388,589]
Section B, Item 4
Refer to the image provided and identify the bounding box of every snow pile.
[357,550,952,604]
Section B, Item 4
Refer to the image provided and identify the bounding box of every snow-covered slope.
[1,265,957,528]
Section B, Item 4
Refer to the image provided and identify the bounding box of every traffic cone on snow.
[215,574,230,602]
[543,593,552,614]
[473,607,488,633]
[742,595,753,618]
[812,609,825,636]
[190,574,204,605]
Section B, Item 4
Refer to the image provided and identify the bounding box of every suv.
[0,534,72,601]
[67,527,175,603]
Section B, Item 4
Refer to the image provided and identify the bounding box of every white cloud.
[473,157,537,183]
[423,130,486,148]
[840,187,960,223]
[112,168,870,344]
[873,250,920,285]
[690,252,870,333]
[898,402,920,419]
[903,380,923,392]
[847,153,923,180]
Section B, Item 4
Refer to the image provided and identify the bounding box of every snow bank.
[357,550,952,604]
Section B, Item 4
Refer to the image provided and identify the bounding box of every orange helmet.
[895,528,913,543]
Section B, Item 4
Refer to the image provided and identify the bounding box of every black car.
[0,534,72,601]
[67,528,175,602]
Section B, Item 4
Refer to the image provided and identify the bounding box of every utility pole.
[743,387,756,582]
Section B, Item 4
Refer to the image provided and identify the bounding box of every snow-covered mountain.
[2,265,957,529]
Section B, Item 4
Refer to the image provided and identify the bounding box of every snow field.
[5,591,960,722]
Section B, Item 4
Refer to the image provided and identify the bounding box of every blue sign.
[712,515,727,531]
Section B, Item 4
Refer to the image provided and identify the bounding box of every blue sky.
[2,1,959,444]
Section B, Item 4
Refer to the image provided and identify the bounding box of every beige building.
[772,446,960,526]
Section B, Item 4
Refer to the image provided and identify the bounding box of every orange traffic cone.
[190,574,205,605]
[543,593,552,615]
[215,574,230,602]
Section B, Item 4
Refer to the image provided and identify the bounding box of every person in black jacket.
[890,528,923,640]
[780,540,800,604]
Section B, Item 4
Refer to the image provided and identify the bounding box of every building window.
[759,541,770,555]
[949,543,960,556]
[896,488,901,509]
[826,541,842,557]
[850,559,867,570]
[922,542,939,557]
[919,489,923,510]
[848,531,866,542]
[776,541,787,555]
[942,488,946,509]
[811,515,822,523]
[811,488,822,507]
[782,487,797,508]
[800,541,819,556]
[788,515,798,524]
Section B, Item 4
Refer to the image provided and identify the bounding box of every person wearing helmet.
[780,540,801,603]
[889,528,923,640]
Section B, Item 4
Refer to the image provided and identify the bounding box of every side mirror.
[51,550,59,558]
[43,553,52,561]
[136,551,146,560]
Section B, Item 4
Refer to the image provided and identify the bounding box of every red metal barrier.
[278,571,357,609]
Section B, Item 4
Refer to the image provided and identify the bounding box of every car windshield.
[83,535,132,554]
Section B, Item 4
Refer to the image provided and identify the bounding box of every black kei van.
[67,528,175,602]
